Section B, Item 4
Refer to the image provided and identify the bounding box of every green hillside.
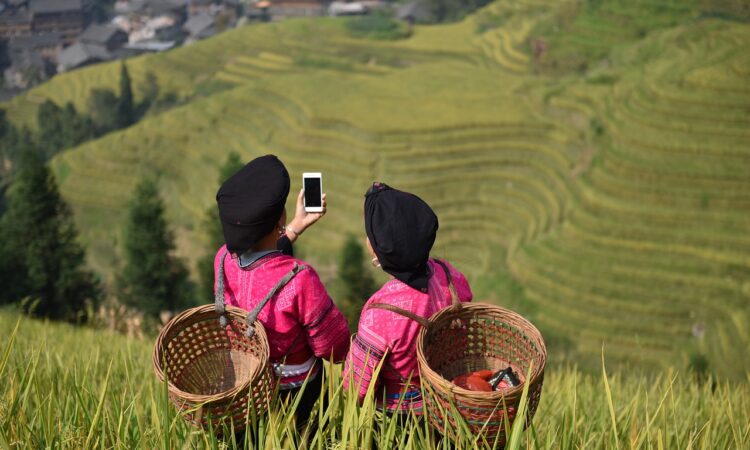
[1,310,748,448]
[4,1,750,378]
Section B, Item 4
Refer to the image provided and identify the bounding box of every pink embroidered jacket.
[343,259,473,412]
[214,246,350,388]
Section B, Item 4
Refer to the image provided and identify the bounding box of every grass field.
[1,309,748,449]
[2,0,750,381]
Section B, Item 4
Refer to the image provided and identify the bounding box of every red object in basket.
[452,373,493,391]
[472,369,494,380]
[495,378,513,390]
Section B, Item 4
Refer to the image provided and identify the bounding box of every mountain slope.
[4,1,749,378]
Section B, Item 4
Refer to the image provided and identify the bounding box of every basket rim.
[152,304,270,404]
[417,302,547,400]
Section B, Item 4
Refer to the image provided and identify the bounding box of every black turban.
[216,155,290,254]
[364,182,438,293]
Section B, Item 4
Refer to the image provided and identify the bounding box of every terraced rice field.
[512,21,750,378]
[4,1,749,379]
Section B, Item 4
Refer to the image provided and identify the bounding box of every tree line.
[0,61,377,328]
[0,145,377,327]
[0,63,166,183]
[0,62,184,323]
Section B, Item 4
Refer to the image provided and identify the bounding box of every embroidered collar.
[237,249,281,269]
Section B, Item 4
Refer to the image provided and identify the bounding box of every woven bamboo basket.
[416,302,546,447]
[153,304,273,431]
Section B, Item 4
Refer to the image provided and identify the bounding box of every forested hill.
[3,0,749,379]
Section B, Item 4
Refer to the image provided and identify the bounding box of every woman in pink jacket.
[214,155,350,426]
[343,182,473,415]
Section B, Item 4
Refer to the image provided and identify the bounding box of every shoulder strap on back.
[214,251,308,337]
[367,259,459,327]
[215,250,230,327]
[368,303,430,328]
[245,264,308,338]
[433,259,459,306]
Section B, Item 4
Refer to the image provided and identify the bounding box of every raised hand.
[286,188,327,240]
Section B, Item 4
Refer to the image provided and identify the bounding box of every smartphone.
[302,172,323,212]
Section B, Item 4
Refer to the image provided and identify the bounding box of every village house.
[57,22,132,72]
[182,13,215,42]
[56,40,110,71]
[79,23,128,51]
[4,47,46,88]
[396,0,430,25]
[29,0,85,45]
[244,1,271,22]
[187,0,213,17]
[328,2,368,17]
[114,0,187,18]
[268,0,325,19]
[4,31,60,88]
[9,31,61,60]
[112,0,187,44]
[0,2,33,39]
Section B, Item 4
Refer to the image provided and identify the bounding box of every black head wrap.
[364,182,438,293]
[216,155,290,254]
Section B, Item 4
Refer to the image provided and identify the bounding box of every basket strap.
[368,303,430,328]
[214,250,229,327]
[245,264,308,338]
[433,259,460,306]
[366,259,459,328]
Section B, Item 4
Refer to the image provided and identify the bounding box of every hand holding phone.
[303,172,323,212]
[287,173,326,241]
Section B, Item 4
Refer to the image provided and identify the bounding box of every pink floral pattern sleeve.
[343,320,389,402]
[294,268,351,363]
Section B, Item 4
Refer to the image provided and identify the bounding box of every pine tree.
[88,88,119,134]
[197,152,244,301]
[116,62,134,129]
[0,131,33,306]
[36,100,93,157]
[337,234,377,328]
[118,178,194,316]
[0,147,99,318]
[36,100,64,156]
[0,108,17,179]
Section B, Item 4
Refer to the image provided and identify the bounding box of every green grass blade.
[601,349,619,448]
[506,362,534,450]
[84,360,112,450]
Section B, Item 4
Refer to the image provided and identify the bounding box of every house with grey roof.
[396,0,430,25]
[116,0,187,17]
[80,23,128,51]
[9,31,62,61]
[182,13,214,42]
[4,40,54,88]
[30,0,85,44]
[57,41,111,72]
[0,4,32,38]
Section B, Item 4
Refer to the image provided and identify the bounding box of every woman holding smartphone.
[214,155,349,429]
[343,182,473,416]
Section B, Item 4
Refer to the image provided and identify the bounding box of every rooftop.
[29,0,83,14]
[9,32,62,49]
[396,0,430,22]
[10,46,46,70]
[124,40,176,52]
[119,0,188,14]
[183,13,213,36]
[0,8,32,25]
[57,42,110,69]
[80,24,124,44]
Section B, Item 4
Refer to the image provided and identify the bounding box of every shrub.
[346,12,412,40]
